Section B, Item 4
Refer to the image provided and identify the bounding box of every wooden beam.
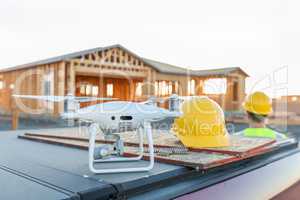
[67,62,75,95]
[57,62,65,113]
[11,97,19,130]
[72,58,148,71]
[53,64,59,115]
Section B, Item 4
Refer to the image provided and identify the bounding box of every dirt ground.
[0,115,67,130]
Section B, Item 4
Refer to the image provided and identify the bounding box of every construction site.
[0,44,248,128]
[0,43,299,200]
[2,0,300,198]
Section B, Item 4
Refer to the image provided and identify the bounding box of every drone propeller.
[13,94,117,102]
[167,94,202,101]
[72,96,117,102]
[139,96,165,105]
[140,94,191,106]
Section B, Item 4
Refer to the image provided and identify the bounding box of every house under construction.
[0,44,248,117]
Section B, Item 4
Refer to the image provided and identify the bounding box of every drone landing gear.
[88,121,154,174]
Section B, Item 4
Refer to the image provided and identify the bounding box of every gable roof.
[141,58,190,75]
[194,67,249,77]
[0,44,249,77]
[0,44,120,73]
[142,58,248,77]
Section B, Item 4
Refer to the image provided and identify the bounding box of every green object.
[244,128,277,139]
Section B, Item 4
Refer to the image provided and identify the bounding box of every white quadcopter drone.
[13,94,183,174]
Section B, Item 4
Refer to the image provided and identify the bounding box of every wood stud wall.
[0,46,247,125]
[0,62,66,116]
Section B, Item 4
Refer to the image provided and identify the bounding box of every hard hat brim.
[242,102,272,115]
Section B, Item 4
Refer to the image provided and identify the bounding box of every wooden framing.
[0,46,248,123]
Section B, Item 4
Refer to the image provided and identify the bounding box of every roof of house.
[193,67,249,77]
[0,44,249,77]
[141,58,190,75]
[0,44,118,73]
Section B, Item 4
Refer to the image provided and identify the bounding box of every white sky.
[0,0,299,97]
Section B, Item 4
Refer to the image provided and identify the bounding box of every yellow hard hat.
[173,96,229,148]
[243,91,272,115]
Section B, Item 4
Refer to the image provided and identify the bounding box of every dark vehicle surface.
[0,130,299,200]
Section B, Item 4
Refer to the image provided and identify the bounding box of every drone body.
[62,101,181,132]
[13,94,182,173]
